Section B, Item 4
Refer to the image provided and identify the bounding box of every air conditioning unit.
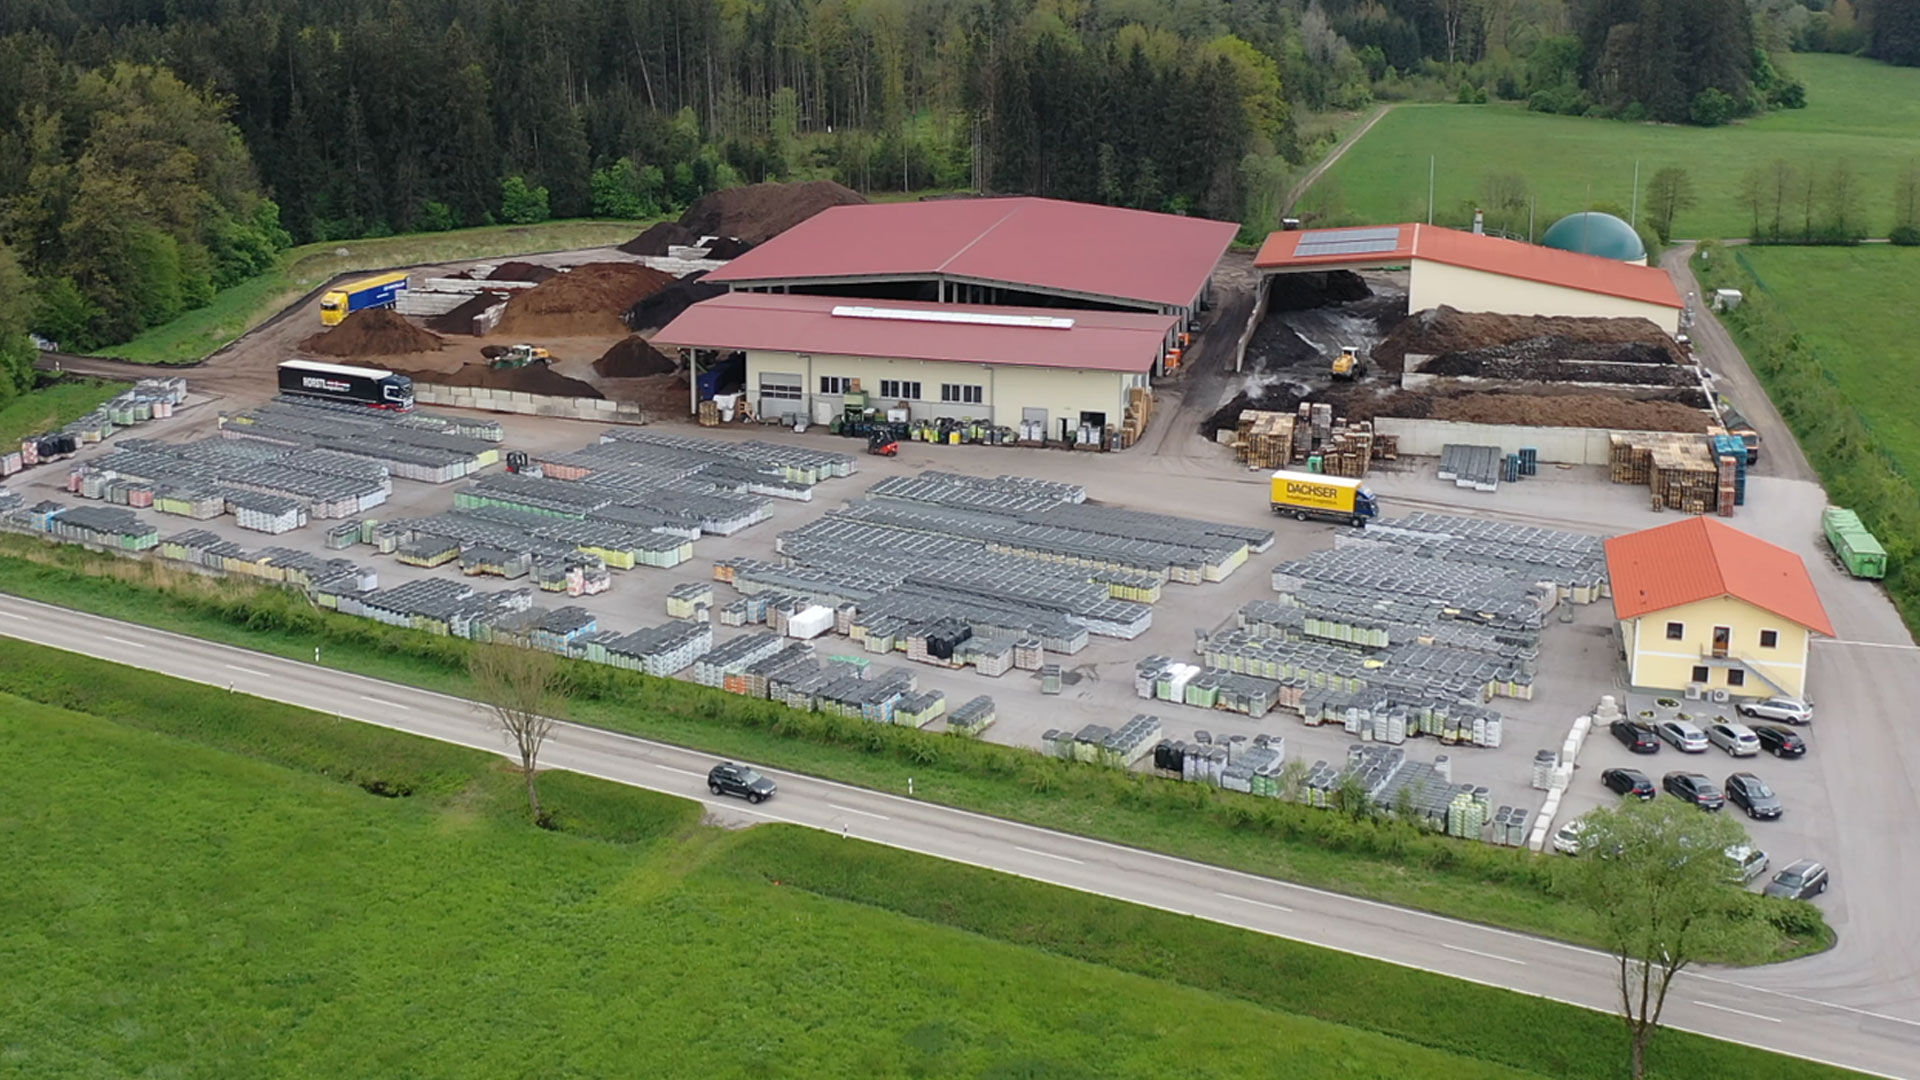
[1711,688,1731,704]
[1684,683,1705,701]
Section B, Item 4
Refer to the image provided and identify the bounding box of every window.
[1665,621,1685,640]
[1759,629,1779,649]
[1691,666,1710,684]
[940,383,984,405]
[880,380,922,400]
[819,376,854,394]
[1727,670,1746,687]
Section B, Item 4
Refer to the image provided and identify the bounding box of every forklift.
[866,429,899,457]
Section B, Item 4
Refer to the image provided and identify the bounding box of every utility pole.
[1630,160,1641,226]
[1427,155,1436,225]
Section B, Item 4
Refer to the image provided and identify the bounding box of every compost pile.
[617,221,697,256]
[676,180,867,245]
[1373,306,1683,373]
[493,263,676,337]
[485,260,559,283]
[398,360,603,399]
[626,270,726,331]
[605,373,692,414]
[593,335,678,377]
[1416,347,1695,385]
[701,235,755,259]
[300,308,444,356]
[425,292,510,335]
[1267,270,1371,312]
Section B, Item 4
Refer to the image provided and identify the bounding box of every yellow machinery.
[1331,346,1365,380]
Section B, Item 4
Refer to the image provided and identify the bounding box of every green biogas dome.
[1540,212,1647,265]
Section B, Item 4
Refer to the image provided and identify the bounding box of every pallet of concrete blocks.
[1182,741,1230,786]
[948,696,997,737]
[1097,715,1164,768]
[1446,788,1488,839]
[1149,660,1201,703]
[1041,729,1075,759]
[894,691,947,728]
[460,544,532,579]
[786,603,835,640]
[692,632,785,687]
[735,643,816,698]
[961,637,1014,677]
[667,581,714,618]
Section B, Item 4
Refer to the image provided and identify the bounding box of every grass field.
[0,644,1861,1079]
[1308,55,1920,239]
[0,539,1831,965]
[0,377,122,443]
[98,220,648,365]
[1735,245,1920,476]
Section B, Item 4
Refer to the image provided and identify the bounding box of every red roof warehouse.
[706,197,1238,312]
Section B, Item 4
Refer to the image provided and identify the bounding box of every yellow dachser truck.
[1269,470,1378,526]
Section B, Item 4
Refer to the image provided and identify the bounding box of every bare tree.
[1737,166,1764,239]
[1766,158,1796,240]
[1896,159,1920,235]
[1825,160,1863,240]
[1643,166,1696,243]
[1480,172,1530,237]
[469,644,570,820]
[1571,800,1749,1080]
[1801,162,1820,240]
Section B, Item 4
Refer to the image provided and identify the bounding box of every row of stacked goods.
[1608,432,1750,515]
[2,378,188,479]
[1229,403,1391,476]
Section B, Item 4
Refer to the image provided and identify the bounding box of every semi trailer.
[277,360,415,411]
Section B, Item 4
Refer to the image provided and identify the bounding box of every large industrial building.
[657,197,1238,433]
[1254,223,1684,333]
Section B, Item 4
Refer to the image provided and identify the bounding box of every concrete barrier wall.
[414,383,647,424]
[1372,416,1680,465]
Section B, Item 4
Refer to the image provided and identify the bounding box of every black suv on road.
[708,762,777,804]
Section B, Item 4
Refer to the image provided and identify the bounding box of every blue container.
[1518,447,1538,476]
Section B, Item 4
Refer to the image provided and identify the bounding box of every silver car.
[1739,696,1813,725]
[1707,722,1761,757]
[1656,719,1710,753]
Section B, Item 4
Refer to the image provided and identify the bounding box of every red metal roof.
[704,197,1238,309]
[1254,223,1682,309]
[651,293,1176,372]
[1605,517,1834,636]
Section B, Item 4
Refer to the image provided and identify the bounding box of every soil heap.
[1267,270,1371,312]
[700,236,755,259]
[486,260,560,283]
[1373,306,1683,373]
[676,180,867,245]
[594,335,678,377]
[396,359,603,399]
[300,308,444,356]
[618,221,697,256]
[626,270,725,331]
[493,263,676,338]
[425,292,510,335]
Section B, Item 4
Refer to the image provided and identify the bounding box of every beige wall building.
[1606,517,1833,700]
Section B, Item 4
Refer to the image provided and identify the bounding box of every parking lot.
[11,386,1920,1017]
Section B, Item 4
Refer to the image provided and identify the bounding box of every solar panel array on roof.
[1294,227,1401,258]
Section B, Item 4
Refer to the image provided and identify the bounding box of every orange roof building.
[1254,223,1683,333]
[1604,517,1831,699]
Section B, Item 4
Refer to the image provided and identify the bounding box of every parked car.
[1656,719,1710,753]
[1726,844,1770,884]
[1610,719,1662,754]
[1753,725,1807,759]
[1764,859,1830,900]
[1740,696,1814,725]
[1707,721,1761,757]
[1725,772,1784,819]
[1663,771,1725,810]
[707,761,777,804]
[1552,818,1588,855]
[1601,767,1657,800]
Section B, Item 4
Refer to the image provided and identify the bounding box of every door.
[1711,626,1731,658]
[758,372,803,420]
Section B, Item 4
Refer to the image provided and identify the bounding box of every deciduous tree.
[468,644,570,821]
[1644,166,1697,242]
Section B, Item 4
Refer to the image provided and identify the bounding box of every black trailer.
[277,360,415,411]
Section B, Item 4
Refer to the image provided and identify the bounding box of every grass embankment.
[0,537,1831,964]
[1310,54,1920,238]
[0,644,1862,1079]
[1694,242,1920,636]
[0,377,122,443]
[98,220,648,365]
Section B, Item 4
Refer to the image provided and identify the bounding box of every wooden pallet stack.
[1607,433,1656,485]
[1716,454,1739,517]
[1369,433,1399,462]
[1234,410,1297,468]
[1234,407,1374,477]
[1318,421,1375,478]
[1649,440,1719,513]
[1118,387,1154,448]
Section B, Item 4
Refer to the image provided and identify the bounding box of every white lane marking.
[1691,975,1920,1030]
[1015,846,1084,865]
[1215,892,1293,913]
[653,764,702,779]
[100,635,146,649]
[0,610,27,620]
[1441,943,1527,966]
[1814,639,1920,650]
[829,803,891,821]
[1693,1000,1781,1024]
[223,664,272,678]
[357,695,410,711]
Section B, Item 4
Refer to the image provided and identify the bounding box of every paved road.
[1658,243,1815,482]
[2,592,1913,1078]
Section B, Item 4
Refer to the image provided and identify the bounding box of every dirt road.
[1284,106,1392,215]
